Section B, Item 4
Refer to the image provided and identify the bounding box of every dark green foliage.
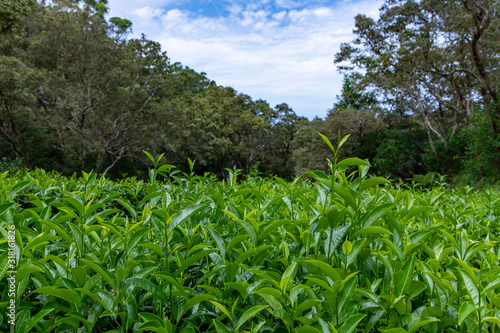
[421,133,468,178]
[0,0,34,35]
[461,110,500,183]
[334,0,500,184]
[0,156,22,172]
[0,1,306,179]
[294,106,383,176]
[358,129,428,179]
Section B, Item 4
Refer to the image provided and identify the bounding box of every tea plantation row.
[0,145,499,332]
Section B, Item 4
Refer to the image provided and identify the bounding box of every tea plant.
[0,134,499,332]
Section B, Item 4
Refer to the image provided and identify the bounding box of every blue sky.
[107,0,381,119]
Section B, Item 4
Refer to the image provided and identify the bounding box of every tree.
[294,108,383,175]
[157,85,276,176]
[0,56,38,166]
[335,0,500,153]
[24,1,167,173]
[333,75,378,112]
[0,0,34,35]
[256,103,308,178]
[0,0,41,166]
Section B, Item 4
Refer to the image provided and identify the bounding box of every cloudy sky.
[107,0,381,119]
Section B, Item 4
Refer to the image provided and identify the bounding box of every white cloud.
[108,0,382,119]
[276,0,306,9]
[272,10,287,20]
[133,6,165,19]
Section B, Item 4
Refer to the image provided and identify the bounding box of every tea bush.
[0,135,499,332]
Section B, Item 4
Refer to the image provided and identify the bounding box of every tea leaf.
[236,305,268,331]
[32,286,81,307]
[124,277,168,303]
[339,314,366,333]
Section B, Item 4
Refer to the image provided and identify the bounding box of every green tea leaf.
[32,286,81,307]
[235,305,268,331]
[338,275,357,315]
[114,198,138,219]
[23,308,54,333]
[209,301,232,320]
[124,277,168,303]
[169,204,206,233]
[339,314,366,333]
[0,203,15,216]
[407,317,439,333]
[212,319,231,333]
[176,249,218,276]
[297,325,321,333]
[82,260,117,290]
[483,317,500,326]
[336,158,370,169]
[125,295,138,330]
[206,188,225,209]
[127,228,150,255]
[396,256,416,296]
[318,133,336,155]
[483,277,500,293]
[458,301,475,325]
[360,177,390,192]
[301,260,340,281]
[16,263,42,283]
[8,181,31,197]
[153,274,187,297]
[459,269,480,307]
[362,204,394,228]
[352,226,392,238]
[178,294,214,321]
[280,262,297,293]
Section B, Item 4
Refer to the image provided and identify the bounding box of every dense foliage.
[334,0,500,182]
[0,0,307,179]
[1,136,500,332]
[1,0,499,183]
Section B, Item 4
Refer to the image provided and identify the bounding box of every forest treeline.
[1,0,499,183]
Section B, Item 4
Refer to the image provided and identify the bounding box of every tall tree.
[25,1,167,173]
[0,0,40,166]
[256,103,308,178]
[335,0,500,152]
[0,0,34,35]
[158,86,275,175]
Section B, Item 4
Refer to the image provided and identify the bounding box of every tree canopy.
[1,0,499,183]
